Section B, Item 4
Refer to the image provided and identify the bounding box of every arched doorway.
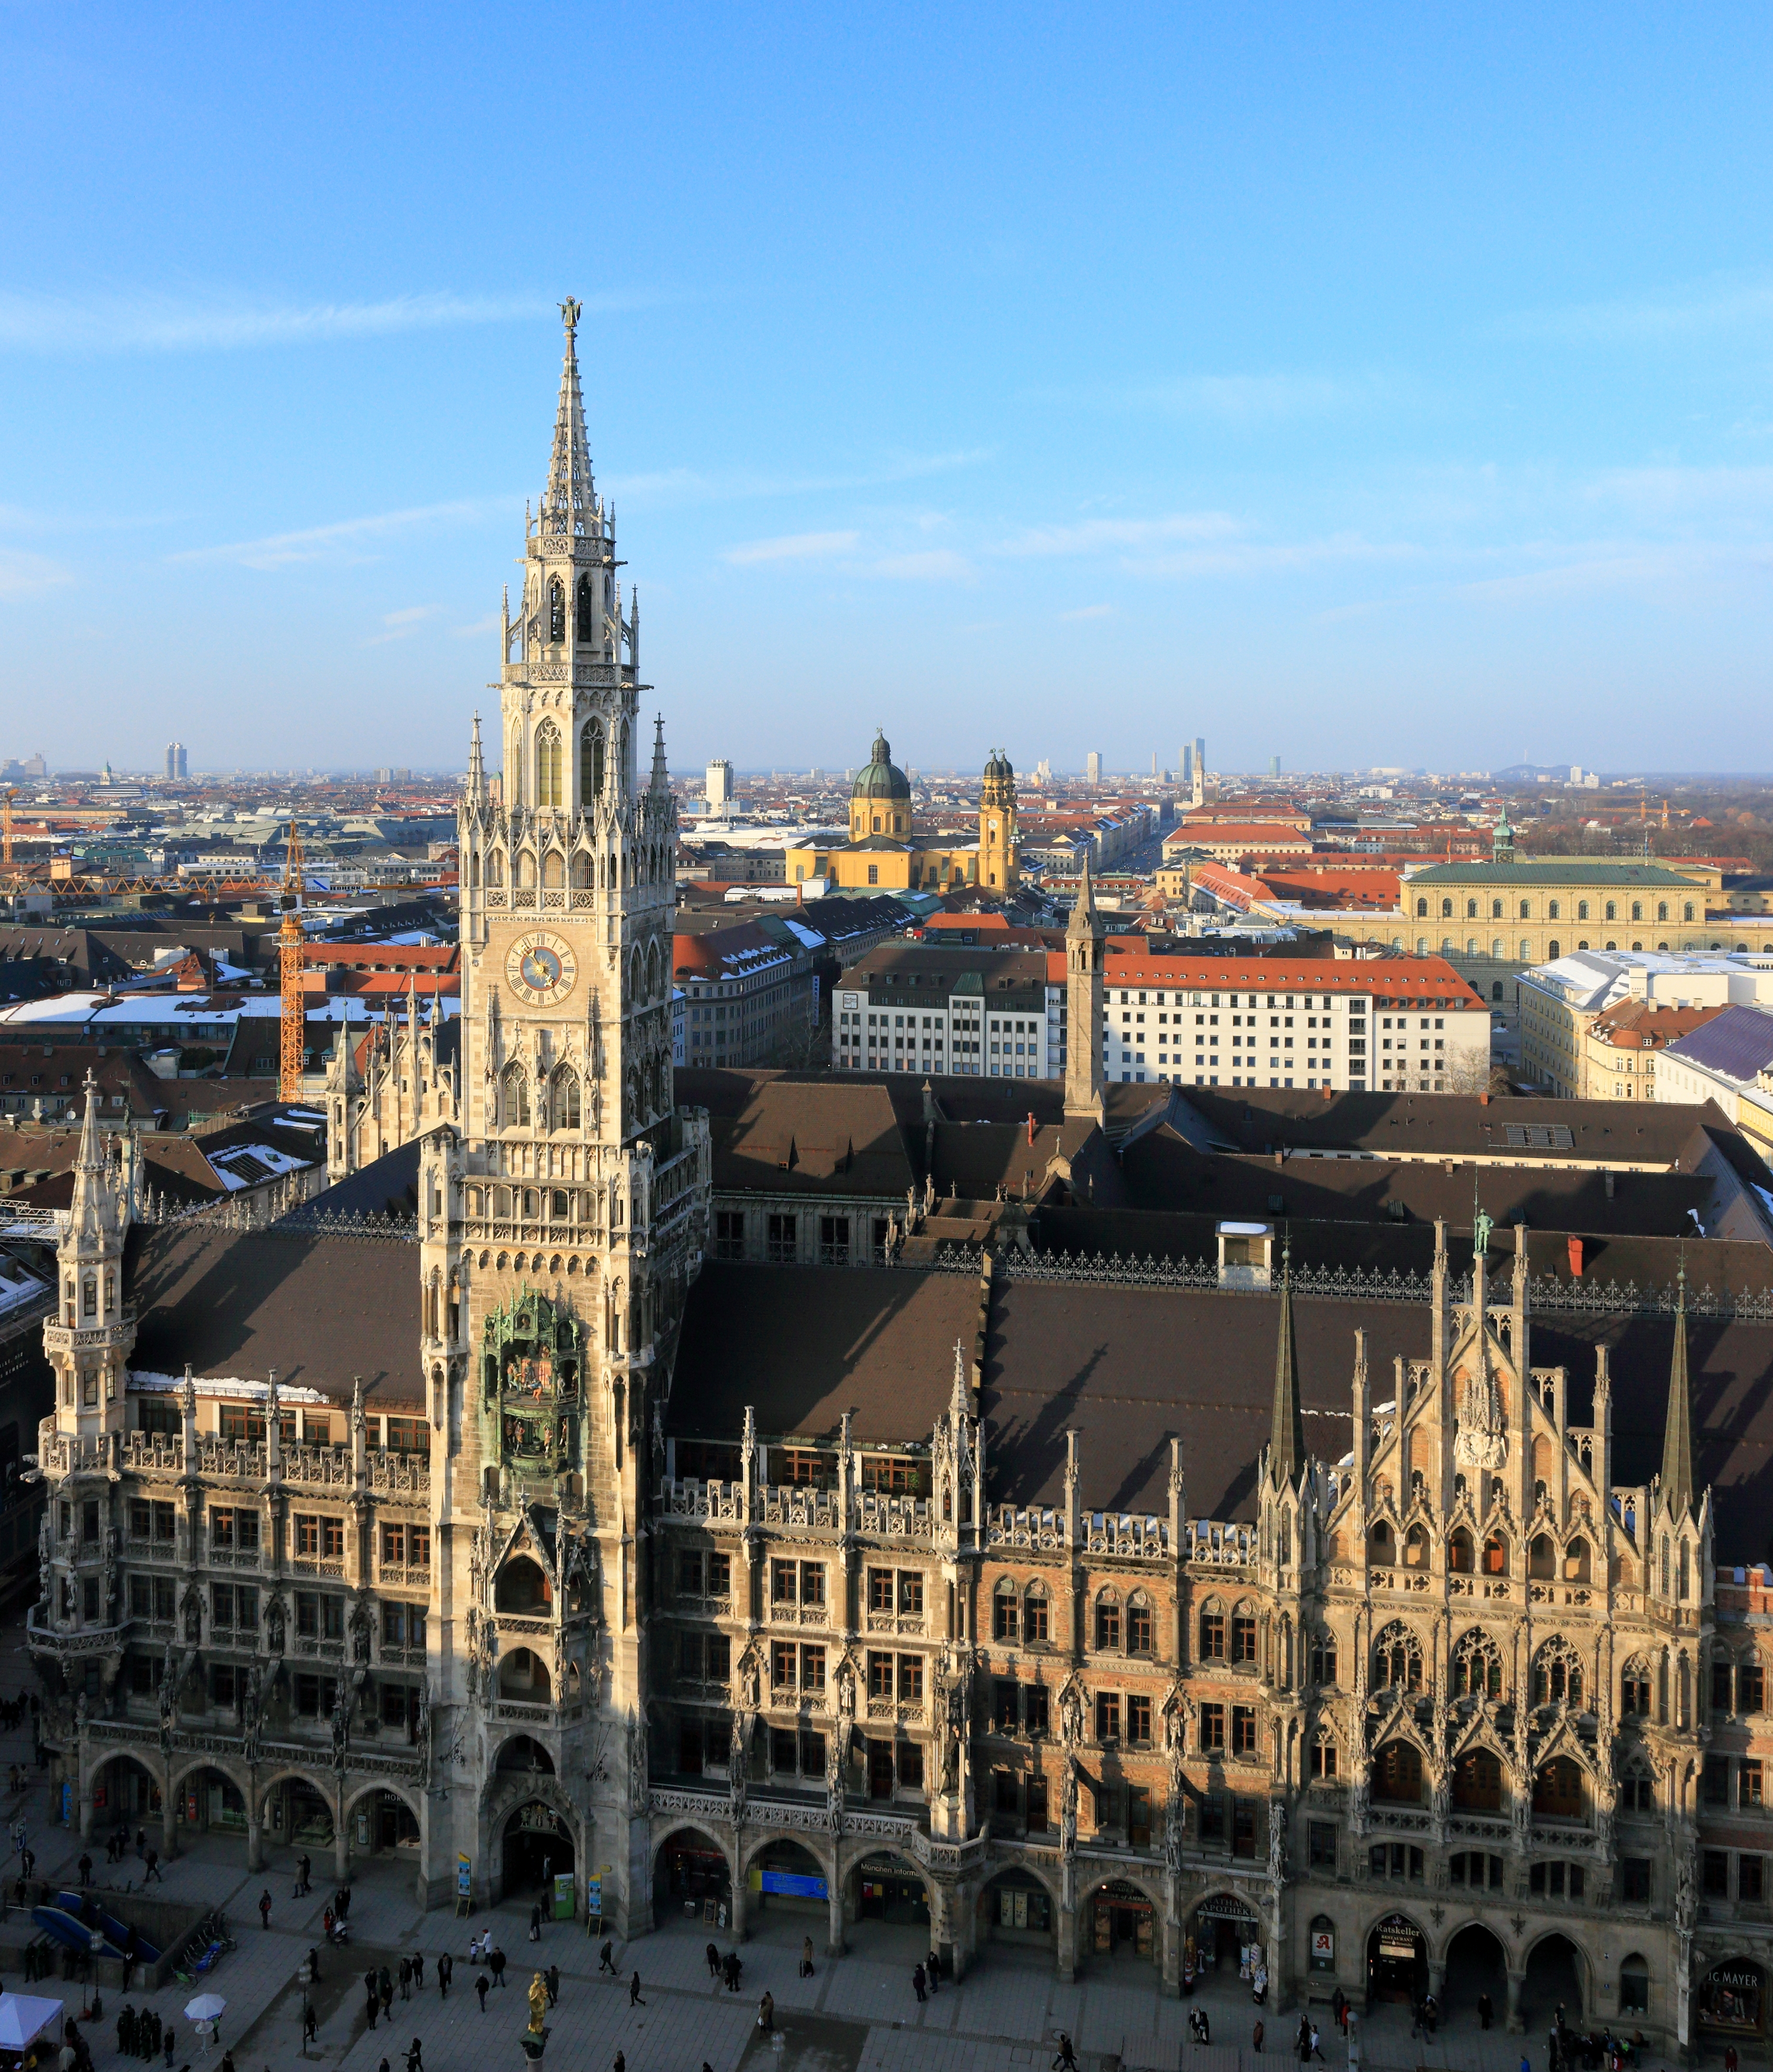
[1089,1878,1158,1966]
[747,1839,827,1920]
[495,1557,552,1615]
[1444,1923,1507,2023]
[175,1766,246,1843]
[262,1774,334,1851]
[1523,1934,1584,2028]
[501,1799,573,1897]
[92,1755,160,1830]
[1187,1893,1260,1987]
[351,1788,419,1858]
[977,1868,1055,1952]
[653,1826,731,1930]
[849,1852,930,1929]
[1367,1913,1427,2005]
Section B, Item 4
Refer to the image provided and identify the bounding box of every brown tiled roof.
[668,1256,1773,1564]
[1590,1000,1728,1051]
[708,1080,914,1198]
[667,1262,979,1447]
[126,1225,422,1402]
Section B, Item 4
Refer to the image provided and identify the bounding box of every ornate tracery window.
[1452,1627,1503,1700]
[1373,1621,1423,1694]
[1531,1637,1585,1710]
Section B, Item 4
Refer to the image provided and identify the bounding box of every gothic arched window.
[548,577,565,643]
[993,1579,1018,1642]
[575,572,593,643]
[1093,1589,1121,1652]
[1620,1657,1653,1716]
[1452,1628,1503,1700]
[1531,1637,1585,1710]
[1372,1739,1423,1804]
[501,1064,530,1131]
[580,722,604,806]
[554,1069,581,1133]
[536,723,563,810]
[1373,1621,1423,1694]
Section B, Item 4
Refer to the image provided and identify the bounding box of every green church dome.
[852,731,911,803]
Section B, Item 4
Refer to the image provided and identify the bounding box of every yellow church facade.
[786,734,1018,895]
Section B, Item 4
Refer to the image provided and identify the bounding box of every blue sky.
[4,3,1773,777]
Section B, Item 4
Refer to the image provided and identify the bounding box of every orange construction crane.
[278,821,307,1099]
[1,789,15,870]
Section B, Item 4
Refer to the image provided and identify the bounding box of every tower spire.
[1063,853,1105,1123]
[1269,1236,1304,1485]
[543,299,595,540]
[467,711,485,801]
[1660,1261,1697,1518]
[650,714,669,797]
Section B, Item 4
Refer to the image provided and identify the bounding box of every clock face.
[505,930,579,1008]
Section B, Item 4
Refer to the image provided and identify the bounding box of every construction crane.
[278,820,307,1100]
[1,790,14,871]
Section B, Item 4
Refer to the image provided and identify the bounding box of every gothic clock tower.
[417,303,710,1926]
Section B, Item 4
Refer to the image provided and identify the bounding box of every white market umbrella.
[184,1996,227,2023]
[0,1995,67,2052]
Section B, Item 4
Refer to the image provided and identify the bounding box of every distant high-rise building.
[1194,736,1206,778]
[1086,752,1102,784]
[164,742,187,781]
[1150,753,1158,777]
[1269,755,1281,778]
[1180,744,1193,786]
[705,758,734,815]
[1034,759,1051,786]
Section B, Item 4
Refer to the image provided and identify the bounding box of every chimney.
[1567,1236,1584,1278]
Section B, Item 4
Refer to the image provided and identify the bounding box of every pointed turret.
[466,712,486,802]
[1268,1241,1304,1486]
[650,715,669,798]
[542,299,595,540]
[1064,855,1105,1122]
[1660,1265,1697,1518]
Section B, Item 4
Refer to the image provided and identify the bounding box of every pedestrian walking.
[489,1946,507,1988]
[1311,2024,1325,2061]
[365,1986,379,2033]
[629,1972,645,2007]
[259,1890,272,1930]
[529,1902,542,1942]
[474,1974,489,2014]
[405,2039,422,2072]
[1726,2049,1740,2072]
[142,1848,161,1885]
[1254,2021,1265,2054]
[613,2056,624,2072]
[413,1953,425,1990]
[758,1993,775,2035]
[912,1964,926,2005]
[800,1935,814,1979]
[546,1965,559,2007]
[1479,1993,1493,2032]
[599,1939,617,1976]
[1198,2011,1212,2046]
[162,2026,175,2068]
[398,1958,412,2002]
[706,1942,721,1982]
[1549,2031,1560,2072]
[77,1853,91,1885]
[1521,2055,1532,2072]
[1051,2038,1078,2072]
[926,1948,939,1995]
[296,1852,311,1896]
[438,1956,452,2000]
[337,1886,351,1920]
[302,2004,317,2050]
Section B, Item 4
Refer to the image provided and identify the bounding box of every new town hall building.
[24,310,1773,2061]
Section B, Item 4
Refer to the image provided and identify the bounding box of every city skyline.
[6,9,1773,772]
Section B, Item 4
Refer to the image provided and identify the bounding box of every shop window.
[1619,1957,1650,2015]
[1308,1826,1338,1873]
[1232,1800,1257,1858]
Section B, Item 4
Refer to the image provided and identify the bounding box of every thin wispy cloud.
[723,530,858,566]
[0,548,72,599]
[0,289,659,356]
[1494,273,1773,346]
[608,450,989,510]
[450,613,502,641]
[363,604,443,646]
[1131,534,1419,579]
[1116,372,1361,418]
[170,499,507,571]
[1059,603,1115,621]
[996,513,1243,557]
[868,549,975,582]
